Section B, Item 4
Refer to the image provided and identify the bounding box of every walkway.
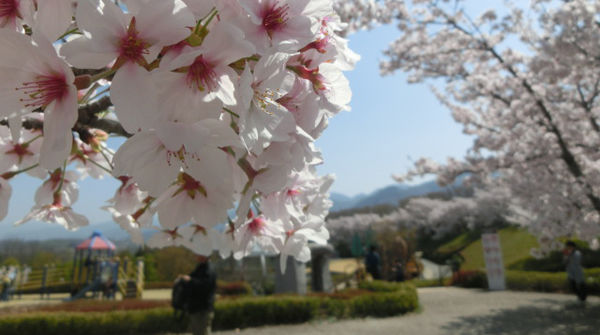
[215,287,600,335]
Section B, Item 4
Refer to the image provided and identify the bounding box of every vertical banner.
[481,233,506,290]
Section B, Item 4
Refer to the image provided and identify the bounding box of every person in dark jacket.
[365,245,382,280]
[177,256,217,335]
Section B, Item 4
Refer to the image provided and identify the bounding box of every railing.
[12,264,71,298]
[8,258,145,300]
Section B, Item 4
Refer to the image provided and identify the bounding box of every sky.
[316,24,472,196]
[1,1,517,229]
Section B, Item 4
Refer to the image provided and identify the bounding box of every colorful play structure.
[6,231,144,300]
[69,231,144,300]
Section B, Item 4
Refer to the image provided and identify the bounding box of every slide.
[64,280,102,301]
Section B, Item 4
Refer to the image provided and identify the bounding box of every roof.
[75,231,116,251]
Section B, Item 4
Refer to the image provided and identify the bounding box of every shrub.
[145,280,253,296]
[348,290,418,318]
[450,270,487,288]
[412,278,450,288]
[358,280,413,292]
[442,268,600,294]
[213,296,320,330]
[504,271,566,292]
[0,308,187,335]
[505,269,600,294]
[216,280,253,296]
[0,282,419,334]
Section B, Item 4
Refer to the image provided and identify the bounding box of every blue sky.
[317,24,472,196]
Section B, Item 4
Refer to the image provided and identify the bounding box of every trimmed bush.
[144,280,253,296]
[348,290,418,317]
[0,308,187,335]
[412,278,450,288]
[440,268,600,294]
[216,280,253,296]
[213,296,320,330]
[450,270,487,288]
[358,280,413,292]
[0,282,419,335]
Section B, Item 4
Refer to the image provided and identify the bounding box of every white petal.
[111,64,160,133]
[33,0,74,42]
[39,89,78,170]
[136,0,195,48]
[60,36,117,69]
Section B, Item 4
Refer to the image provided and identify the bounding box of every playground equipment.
[5,231,144,300]
[69,231,144,300]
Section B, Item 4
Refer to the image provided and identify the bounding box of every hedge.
[0,282,418,335]
[448,268,600,294]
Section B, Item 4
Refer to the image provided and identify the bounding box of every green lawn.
[437,227,539,271]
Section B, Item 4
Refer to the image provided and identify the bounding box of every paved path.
[214,287,600,335]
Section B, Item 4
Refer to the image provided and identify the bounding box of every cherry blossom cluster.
[0,0,357,268]
[331,0,405,35]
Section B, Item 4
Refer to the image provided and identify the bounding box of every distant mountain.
[330,192,367,211]
[0,220,133,242]
[1,178,463,241]
[330,178,463,212]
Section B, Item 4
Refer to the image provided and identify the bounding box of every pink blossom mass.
[0,0,355,269]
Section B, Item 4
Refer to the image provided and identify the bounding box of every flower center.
[0,0,20,27]
[287,189,300,197]
[17,73,68,108]
[185,55,217,92]
[117,18,149,66]
[262,2,289,38]
[48,169,63,190]
[6,143,34,164]
[249,217,265,234]
[194,225,207,236]
[173,172,207,199]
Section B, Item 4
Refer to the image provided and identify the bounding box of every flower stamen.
[16,73,68,108]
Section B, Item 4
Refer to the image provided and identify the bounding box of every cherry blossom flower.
[70,138,112,179]
[179,224,219,256]
[61,0,194,70]
[236,0,325,53]
[0,30,77,169]
[235,52,296,154]
[105,176,147,216]
[34,170,79,207]
[0,127,42,174]
[153,167,234,230]
[146,228,190,249]
[16,188,89,230]
[234,214,285,259]
[0,0,32,32]
[152,21,255,110]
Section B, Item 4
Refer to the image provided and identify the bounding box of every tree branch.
[1,96,132,138]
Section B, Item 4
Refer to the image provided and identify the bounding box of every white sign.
[481,233,506,290]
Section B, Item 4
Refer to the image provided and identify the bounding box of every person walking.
[365,245,382,280]
[564,241,587,304]
[177,256,217,335]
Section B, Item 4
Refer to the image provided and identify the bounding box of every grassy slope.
[437,227,539,271]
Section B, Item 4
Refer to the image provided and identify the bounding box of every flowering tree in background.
[328,188,510,240]
[0,0,357,268]
[340,0,600,247]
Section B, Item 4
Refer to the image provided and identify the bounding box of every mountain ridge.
[330,178,462,212]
